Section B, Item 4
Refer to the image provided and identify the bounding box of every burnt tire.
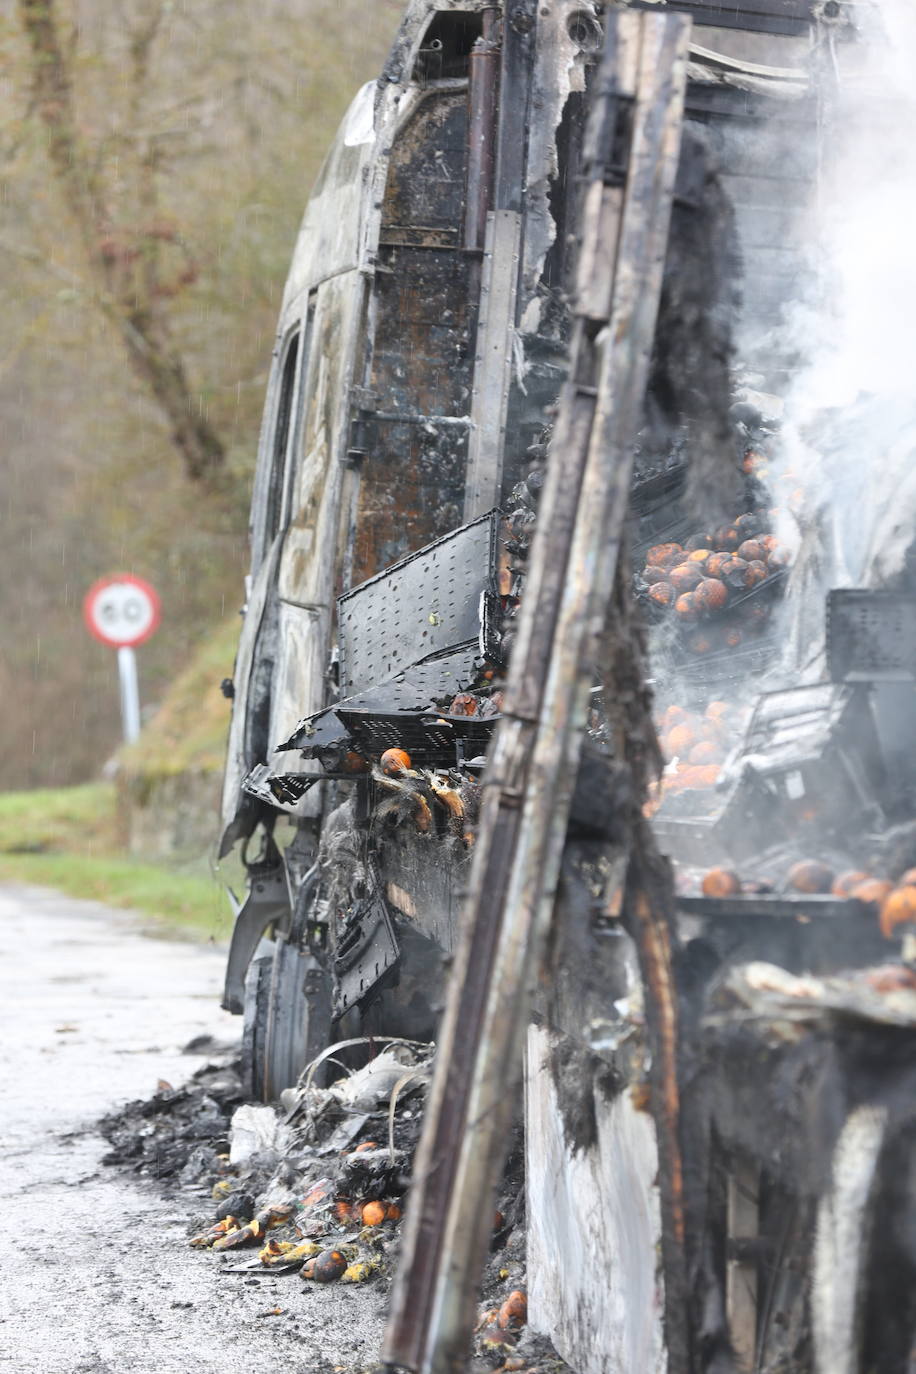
[240,953,273,1103]
[241,940,332,1102]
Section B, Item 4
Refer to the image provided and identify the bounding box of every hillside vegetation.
[0,0,401,789]
[120,616,240,780]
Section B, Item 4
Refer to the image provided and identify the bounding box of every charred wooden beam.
[383,14,691,1372]
[726,1158,760,1370]
[627,820,691,1370]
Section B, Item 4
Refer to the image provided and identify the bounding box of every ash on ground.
[100,1036,244,1183]
[100,1036,570,1374]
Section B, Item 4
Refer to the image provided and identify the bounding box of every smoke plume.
[776,0,916,670]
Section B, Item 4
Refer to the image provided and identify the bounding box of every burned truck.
[218,1,916,1369]
[219,0,824,1097]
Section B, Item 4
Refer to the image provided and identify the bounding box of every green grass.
[0,782,233,942]
[0,852,232,941]
[0,619,248,940]
[0,782,119,856]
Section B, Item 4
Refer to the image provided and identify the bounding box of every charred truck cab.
[220,0,614,1095]
[219,0,834,1099]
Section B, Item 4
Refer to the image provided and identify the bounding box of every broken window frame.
[250,324,304,577]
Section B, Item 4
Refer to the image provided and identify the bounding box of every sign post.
[83,575,161,745]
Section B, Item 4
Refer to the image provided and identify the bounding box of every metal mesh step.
[337,511,500,698]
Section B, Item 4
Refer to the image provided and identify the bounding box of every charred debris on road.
[99,1035,568,1372]
[105,2,916,1372]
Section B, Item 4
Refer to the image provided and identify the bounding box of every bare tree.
[17,0,225,482]
[0,0,401,787]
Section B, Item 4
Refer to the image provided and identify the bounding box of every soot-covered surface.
[100,1033,572,1374]
[100,1051,245,1183]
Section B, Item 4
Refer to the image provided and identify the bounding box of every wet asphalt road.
[0,884,385,1374]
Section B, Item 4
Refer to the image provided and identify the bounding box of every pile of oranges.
[654,700,736,796]
[699,859,916,938]
[644,701,745,816]
[640,515,791,655]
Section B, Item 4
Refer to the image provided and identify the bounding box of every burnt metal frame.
[332,860,402,1020]
[462,0,537,521]
[222,834,291,1014]
[628,0,815,36]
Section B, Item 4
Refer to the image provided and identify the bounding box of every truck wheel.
[241,940,332,1102]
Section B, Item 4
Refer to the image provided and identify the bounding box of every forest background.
[0,0,401,793]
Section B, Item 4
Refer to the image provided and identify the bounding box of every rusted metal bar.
[463,7,500,254]
[382,14,690,1373]
[462,207,521,520]
[462,0,537,522]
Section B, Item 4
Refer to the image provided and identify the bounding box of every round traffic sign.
[83,575,161,649]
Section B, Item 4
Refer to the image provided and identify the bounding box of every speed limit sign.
[83,574,161,649]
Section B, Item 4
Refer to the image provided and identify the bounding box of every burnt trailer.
[216,1,916,1371]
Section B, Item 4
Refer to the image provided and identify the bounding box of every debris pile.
[372,745,482,847]
[100,1040,245,1183]
[175,1041,435,1288]
[709,957,916,1023]
[101,1037,560,1371]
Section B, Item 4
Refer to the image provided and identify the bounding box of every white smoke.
[775,0,916,667]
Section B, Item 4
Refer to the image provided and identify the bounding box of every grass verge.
[0,782,118,855]
[0,783,233,942]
